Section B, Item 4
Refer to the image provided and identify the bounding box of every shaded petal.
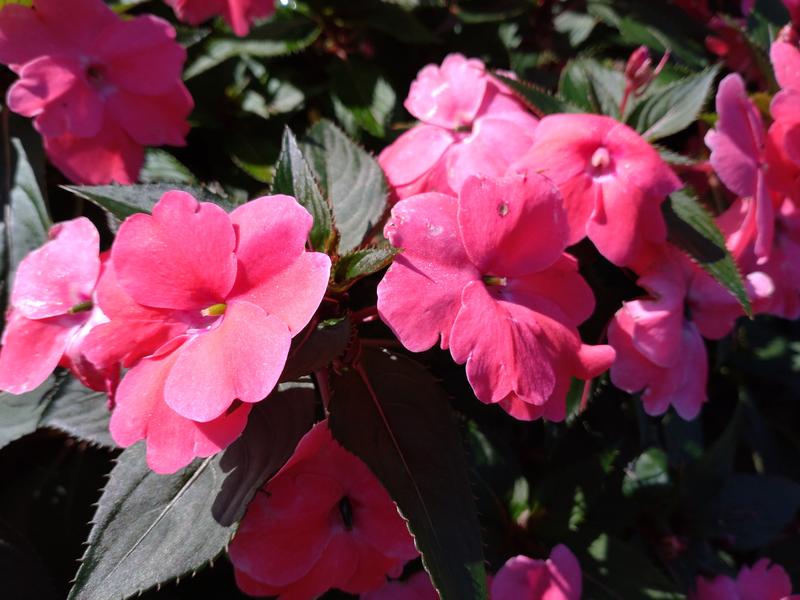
[491,556,550,599]
[112,191,237,310]
[12,217,100,319]
[545,544,583,600]
[45,120,142,184]
[444,116,536,195]
[377,193,479,351]
[457,172,567,277]
[691,575,738,600]
[0,5,60,67]
[0,311,75,394]
[8,56,103,139]
[164,301,291,422]
[737,559,793,600]
[106,85,192,147]
[378,125,453,188]
[100,15,186,96]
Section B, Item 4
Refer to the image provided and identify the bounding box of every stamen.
[68,300,93,314]
[201,303,227,317]
[482,275,508,287]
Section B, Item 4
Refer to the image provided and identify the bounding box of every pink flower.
[86,191,330,473]
[691,558,800,600]
[164,0,275,37]
[0,0,192,184]
[491,546,582,600]
[510,114,681,266]
[705,73,778,262]
[229,421,418,599]
[379,54,538,201]
[377,173,615,422]
[608,256,708,420]
[0,218,116,394]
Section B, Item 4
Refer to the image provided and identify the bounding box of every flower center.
[482,275,508,287]
[338,496,354,531]
[590,146,613,175]
[85,63,107,85]
[68,300,93,314]
[201,303,227,317]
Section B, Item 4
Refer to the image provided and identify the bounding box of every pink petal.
[771,41,800,92]
[12,217,100,319]
[545,544,582,600]
[7,56,103,139]
[44,120,143,184]
[608,309,664,395]
[377,193,479,351]
[0,4,60,67]
[737,559,793,600]
[231,251,331,336]
[444,116,536,195]
[491,556,551,599]
[100,15,186,96]
[705,73,764,198]
[34,0,118,48]
[457,173,567,277]
[379,125,453,188]
[691,575,738,600]
[112,191,237,310]
[164,300,291,422]
[105,85,192,147]
[222,0,275,36]
[405,53,488,129]
[229,195,313,289]
[82,261,190,368]
[110,347,251,473]
[450,281,557,405]
[0,311,76,394]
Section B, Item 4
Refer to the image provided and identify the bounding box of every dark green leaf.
[332,245,397,290]
[62,183,238,221]
[280,316,352,381]
[664,190,751,316]
[713,474,800,551]
[139,150,197,184]
[554,11,598,46]
[5,138,50,296]
[39,376,114,448]
[628,66,720,141]
[330,60,396,138]
[184,16,321,79]
[559,59,599,112]
[272,127,335,252]
[211,382,317,526]
[329,349,487,600]
[301,120,388,253]
[621,448,669,496]
[0,376,56,451]
[68,446,231,600]
[492,73,581,116]
[360,4,439,44]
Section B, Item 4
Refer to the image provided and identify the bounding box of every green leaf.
[39,376,114,448]
[628,66,720,141]
[663,190,751,316]
[211,383,317,526]
[68,446,231,600]
[332,245,397,290]
[0,376,56,450]
[330,60,396,138]
[492,72,581,116]
[621,448,669,496]
[360,3,439,44]
[139,150,196,184]
[272,127,334,252]
[5,138,50,297]
[329,349,487,600]
[554,10,598,46]
[713,474,800,551]
[62,183,238,221]
[301,119,388,254]
[184,16,321,79]
[280,316,352,381]
[559,59,599,112]
[0,373,114,451]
